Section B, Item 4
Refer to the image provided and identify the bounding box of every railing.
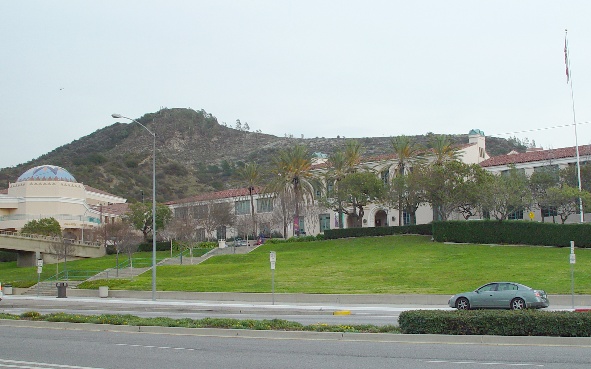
[116,257,158,269]
[0,214,101,223]
[0,230,102,248]
[45,270,104,281]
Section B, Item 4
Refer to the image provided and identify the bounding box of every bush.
[433,220,591,247]
[137,241,172,252]
[0,251,17,262]
[323,224,432,240]
[399,309,591,337]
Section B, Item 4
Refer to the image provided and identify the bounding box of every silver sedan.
[448,282,549,310]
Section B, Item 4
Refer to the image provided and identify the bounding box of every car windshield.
[477,283,498,292]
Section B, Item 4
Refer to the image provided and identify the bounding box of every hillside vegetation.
[0,108,527,202]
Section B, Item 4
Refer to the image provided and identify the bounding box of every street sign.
[37,266,43,274]
[36,259,43,267]
[528,211,535,220]
[270,251,276,270]
[570,254,576,264]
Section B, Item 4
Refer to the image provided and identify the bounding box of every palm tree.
[325,140,364,228]
[238,162,262,238]
[428,135,460,221]
[430,134,460,165]
[391,135,422,225]
[267,144,315,237]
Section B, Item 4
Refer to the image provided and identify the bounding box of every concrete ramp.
[0,231,105,267]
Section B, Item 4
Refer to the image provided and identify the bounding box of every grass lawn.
[76,235,591,295]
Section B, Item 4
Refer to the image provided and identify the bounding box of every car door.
[471,283,498,308]
[494,283,518,308]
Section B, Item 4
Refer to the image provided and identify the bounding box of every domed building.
[0,165,128,240]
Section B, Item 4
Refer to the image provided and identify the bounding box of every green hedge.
[399,310,591,337]
[433,220,591,247]
[137,241,174,252]
[323,224,432,240]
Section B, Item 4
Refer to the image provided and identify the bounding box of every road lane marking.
[115,343,197,351]
[424,360,543,367]
[0,359,105,369]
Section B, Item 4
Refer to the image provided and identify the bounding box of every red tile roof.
[167,186,265,205]
[480,145,591,167]
[90,202,129,216]
[84,185,125,199]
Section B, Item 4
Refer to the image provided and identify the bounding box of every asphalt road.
[0,295,576,326]
[1,295,412,326]
[1,323,590,368]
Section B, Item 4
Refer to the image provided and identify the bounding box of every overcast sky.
[2,1,591,169]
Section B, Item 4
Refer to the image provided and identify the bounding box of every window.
[260,222,271,237]
[216,225,226,240]
[402,211,411,226]
[196,228,205,242]
[319,214,331,232]
[174,207,188,219]
[508,207,524,220]
[381,169,389,185]
[235,200,250,215]
[257,198,273,213]
[327,182,334,197]
[541,206,557,217]
[294,216,305,235]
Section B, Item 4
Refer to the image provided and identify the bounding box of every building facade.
[0,165,128,240]
[167,130,491,239]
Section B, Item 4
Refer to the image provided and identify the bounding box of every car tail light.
[534,290,547,298]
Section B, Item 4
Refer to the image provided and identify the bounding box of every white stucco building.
[0,165,128,240]
[168,130,490,239]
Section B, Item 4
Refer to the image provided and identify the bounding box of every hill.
[0,108,527,202]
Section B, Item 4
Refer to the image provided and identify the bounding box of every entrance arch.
[374,210,388,227]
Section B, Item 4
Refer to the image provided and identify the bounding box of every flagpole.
[565,29,584,222]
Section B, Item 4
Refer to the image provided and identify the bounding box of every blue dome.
[17,165,77,183]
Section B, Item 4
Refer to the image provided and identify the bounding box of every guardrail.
[0,230,102,248]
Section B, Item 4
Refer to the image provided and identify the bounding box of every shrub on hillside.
[433,220,591,247]
[323,224,432,240]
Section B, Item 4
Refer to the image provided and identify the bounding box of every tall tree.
[21,217,61,237]
[480,167,532,221]
[429,134,460,165]
[546,185,591,224]
[126,202,173,241]
[338,171,386,227]
[423,161,490,221]
[529,168,560,222]
[388,164,427,225]
[323,140,364,228]
[390,135,422,225]
[267,144,316,236]
[238,162,263,238]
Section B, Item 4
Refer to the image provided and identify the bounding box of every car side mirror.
[474,290,479,293]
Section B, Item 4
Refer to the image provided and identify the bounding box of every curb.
[2,319,591,347]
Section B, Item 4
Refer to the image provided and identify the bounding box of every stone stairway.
[85,267,151,281]
[157,244,262,266]
[22,245,262,296]
[22,280,83,296]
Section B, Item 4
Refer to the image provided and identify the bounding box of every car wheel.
[456,297,470,310]
[511,298,526,310]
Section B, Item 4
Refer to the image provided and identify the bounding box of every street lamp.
[111,113,157,301]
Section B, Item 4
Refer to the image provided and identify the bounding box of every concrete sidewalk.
[63,289,591,308]
[9,286,591,308]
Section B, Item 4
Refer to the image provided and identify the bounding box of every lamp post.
[111,113,157,301]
